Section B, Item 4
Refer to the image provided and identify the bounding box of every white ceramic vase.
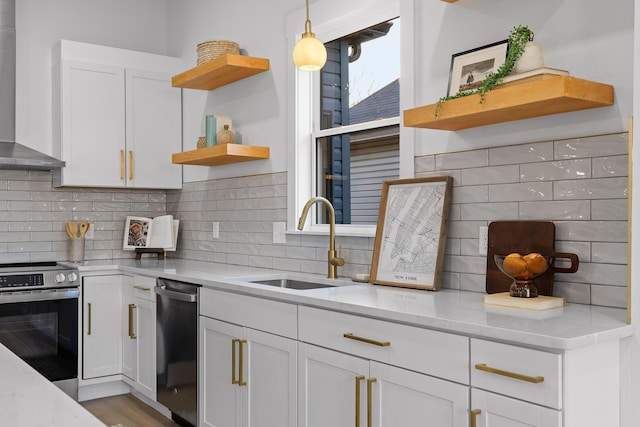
[512,41,544,74]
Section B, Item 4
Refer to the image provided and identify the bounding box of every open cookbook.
[123,215,179,251]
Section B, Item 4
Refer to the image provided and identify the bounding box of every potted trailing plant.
[435,25,533,117]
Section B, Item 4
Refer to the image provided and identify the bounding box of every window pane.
[321,17,400,130]
[316,126,399,225]
[316,17,400,225]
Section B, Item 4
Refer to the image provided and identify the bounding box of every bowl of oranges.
[494,253,552,298]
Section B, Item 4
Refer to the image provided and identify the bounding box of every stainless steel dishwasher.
[156,278,200,427]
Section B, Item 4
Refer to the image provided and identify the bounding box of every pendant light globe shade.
[293,33,327,71]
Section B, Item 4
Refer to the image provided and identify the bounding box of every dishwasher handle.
[155,285,198,303]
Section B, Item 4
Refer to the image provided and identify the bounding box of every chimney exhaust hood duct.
[0,0,65,170]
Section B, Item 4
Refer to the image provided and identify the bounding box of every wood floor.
[81,393,179,427]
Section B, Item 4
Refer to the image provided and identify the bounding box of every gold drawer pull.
[231,338,239,385]
[367,378,376,427]
[120,150,125,180]
[355,375,365,427]
[134,285,151,291]
[475,363,544,383]
[128,304,137,339]
[87,302,92,335]
[238,339,247,386]
[343,333,390,347]
[470,409,481,427]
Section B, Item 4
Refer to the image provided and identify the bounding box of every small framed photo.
[447,40,508,97]
[369,176,453,291]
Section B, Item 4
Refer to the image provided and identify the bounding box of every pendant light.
[292,0,327,71]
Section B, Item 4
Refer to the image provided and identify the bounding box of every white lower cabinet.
[122,275,157,400]
[298,342,469,427]
[471,388,561,427]
[199,289,297,427]
[298,305,470,427]
[82,275,123,379]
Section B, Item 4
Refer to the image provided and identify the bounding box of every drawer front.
[200,288,297,339]
[133,275,156,301]
[471,338,562,409]
[298,306,469,384]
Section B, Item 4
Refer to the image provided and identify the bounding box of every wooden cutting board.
[485,221,579,296]
[484,292,565,310]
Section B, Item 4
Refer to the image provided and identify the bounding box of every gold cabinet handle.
[470,409,481,427]
[129,150,133,180]
[120,150,125,180]
[128,304,137,339]
[355,375,365,427]
[238,339,247,386]
[87,302,92,335]
[133,285,151,291]
[231,338,239,385]
[344,333,390,347]
[367,378,376,427]
[475,363,544,383]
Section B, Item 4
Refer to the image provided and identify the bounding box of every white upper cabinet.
[52,40,183,189]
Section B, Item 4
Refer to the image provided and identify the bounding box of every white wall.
[166,0,299,183]
[15,0,170,156]
[413,0,633,155]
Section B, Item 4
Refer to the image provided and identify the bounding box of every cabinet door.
[125,69,182,189]
[82,275,123,379]
[243,328,297,427]
[471,389,561,427]
[200,317,243,427]
[122,276,136,381]
[370,361,469,427]
[134,296,156,400]
[298,343,369,427]
[59,60,126,187]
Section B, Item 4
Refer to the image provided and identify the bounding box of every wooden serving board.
[484,292,565,310]
[485,221,579,296]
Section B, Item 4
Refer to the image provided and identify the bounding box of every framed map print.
[370,176,453,290]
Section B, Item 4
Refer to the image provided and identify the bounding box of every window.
[288,0,407,236]
[316,18,400,226]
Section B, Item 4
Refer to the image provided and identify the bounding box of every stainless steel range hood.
[0,0,64,170]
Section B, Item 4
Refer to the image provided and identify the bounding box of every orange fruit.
[524,253,548,275]
[502,253,528,276]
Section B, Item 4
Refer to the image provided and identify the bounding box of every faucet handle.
[331,244,345,266]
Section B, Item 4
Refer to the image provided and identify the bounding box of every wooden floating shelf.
[172,54,270,90]
[403,75,614,131]
[172,144,270,166]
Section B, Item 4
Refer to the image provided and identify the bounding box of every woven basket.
[197,136,206,149]
[197,40,240,65]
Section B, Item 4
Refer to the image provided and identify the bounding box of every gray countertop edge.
[64,258,633,351]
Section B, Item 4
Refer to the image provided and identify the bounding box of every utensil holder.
[69,238,85,262]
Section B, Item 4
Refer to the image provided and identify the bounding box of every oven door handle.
[0,288,80,303]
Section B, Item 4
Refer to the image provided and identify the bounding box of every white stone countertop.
[0,344,104,426]
[67,258,633,351]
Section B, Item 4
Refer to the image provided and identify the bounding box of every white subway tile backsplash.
[554,177,628,200]
[592,199,628,220]
[488,182,552,202]
[436,149,488,170]
[554,133,628,160]
[460,202,518,221]
[592,155,628,177]
[452,185,489,204]
[461,165,520,185]
[519,200,590,220]
[520,159,591,182]
[556,220,627,242]
[592,242,628,264]
[489,141,553,165]
[591,284,628,308]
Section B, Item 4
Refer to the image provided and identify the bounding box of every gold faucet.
[297,196,345,279]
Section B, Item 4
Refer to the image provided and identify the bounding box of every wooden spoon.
[67,221,78,239]
[79,221,90,238]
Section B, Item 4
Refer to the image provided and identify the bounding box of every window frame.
[287,0,412,237]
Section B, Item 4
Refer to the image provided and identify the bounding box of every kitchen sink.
[249,278,337,290]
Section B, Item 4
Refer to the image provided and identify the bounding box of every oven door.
[0,289,79,397]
